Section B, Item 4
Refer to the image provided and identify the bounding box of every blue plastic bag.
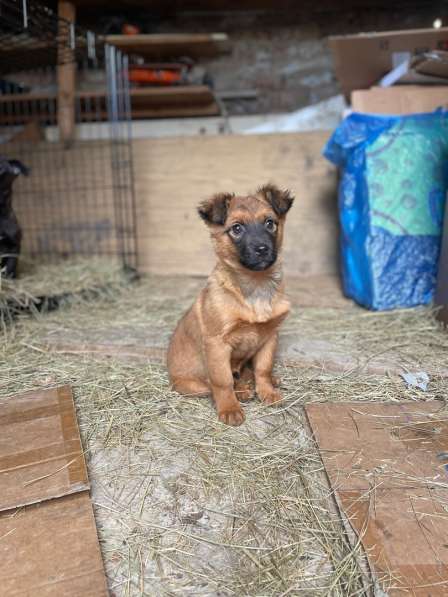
[323,111,448,310]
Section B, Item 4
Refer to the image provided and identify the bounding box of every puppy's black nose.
[255,244,269,256]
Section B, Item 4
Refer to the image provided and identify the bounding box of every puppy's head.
[8,159,30,178]
[0,157,30,181]
[0,158,30,205]
[198,183,294,272]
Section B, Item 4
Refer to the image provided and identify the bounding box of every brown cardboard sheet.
[413,50,448,79]
[0,492,108,596]
[0,385,88,511]
[351,85,448,115]
[306,402,448,595]
[0,386,108,596]
[329,27,448,97]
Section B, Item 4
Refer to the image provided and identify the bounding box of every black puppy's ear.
[258,183,294,216]
[198,192,234,226]
[9,159,30,177]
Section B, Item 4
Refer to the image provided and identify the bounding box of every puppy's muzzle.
[241,241,276,271]
[255,244,269,257]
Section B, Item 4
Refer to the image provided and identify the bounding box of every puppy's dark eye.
[229,223,244,238]
[265,218,277,232]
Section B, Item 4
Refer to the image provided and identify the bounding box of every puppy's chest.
[225,304,289,358]
[227,321,275,357]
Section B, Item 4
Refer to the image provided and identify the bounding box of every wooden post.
[57,1,76,144]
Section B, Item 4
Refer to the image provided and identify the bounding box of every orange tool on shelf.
[128,67,184,85]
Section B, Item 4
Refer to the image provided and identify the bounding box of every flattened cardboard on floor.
[0,493,108,596]
[329,27,448,97]
[338,487,448,596]
[0,385,88,511]
[0,386,108,596]
[351,85,448,114]
[306,402,448,595]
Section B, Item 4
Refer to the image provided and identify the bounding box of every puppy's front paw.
[218,405,245,426]
[258,387,283,406]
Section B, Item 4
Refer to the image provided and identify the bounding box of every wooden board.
[57,1,76,142]
[9,131,337,276]
[78,86,220,119]
[306,402,448,595]
[129,86,219,118]
[128,103,220,118]
[105,32,230,58]
[0,86,215,105]
[133,131,338,277]
[110,86,216,107]
[0,86,219,124]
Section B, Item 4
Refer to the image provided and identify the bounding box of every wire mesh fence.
[0,0,138,275]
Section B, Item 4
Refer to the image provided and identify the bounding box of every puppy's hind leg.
[167,309,209,397]
[233,363,255,402]
[171,377,209,396]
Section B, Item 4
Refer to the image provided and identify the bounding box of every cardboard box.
[413,49,448,79]
[351,85,448,114]
[378,50,448,87]
[329,27,448,98]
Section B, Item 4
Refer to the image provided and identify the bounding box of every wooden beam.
[57,1,76,144]
[130,86,215,105]
[0,87,215,104]
[0,87,219,124]
[127,103,219,118]
[104,33,230,59]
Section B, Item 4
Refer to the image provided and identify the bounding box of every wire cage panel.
[0,0,138,273]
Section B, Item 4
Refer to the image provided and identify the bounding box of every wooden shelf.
[0,86,219,123]
[104,33,230,59]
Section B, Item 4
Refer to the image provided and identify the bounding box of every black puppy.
[0,156,29,279]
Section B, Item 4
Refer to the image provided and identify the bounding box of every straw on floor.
[1,259,447,596]
[0,257,131,325]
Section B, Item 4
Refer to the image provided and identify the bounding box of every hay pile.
[0,257,133,324]
[1,265,448,595]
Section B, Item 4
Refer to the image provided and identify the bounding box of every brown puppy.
[167,183,294,426]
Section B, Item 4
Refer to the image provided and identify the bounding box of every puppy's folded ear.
[258,183,294,216]
[198,192,234,225]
